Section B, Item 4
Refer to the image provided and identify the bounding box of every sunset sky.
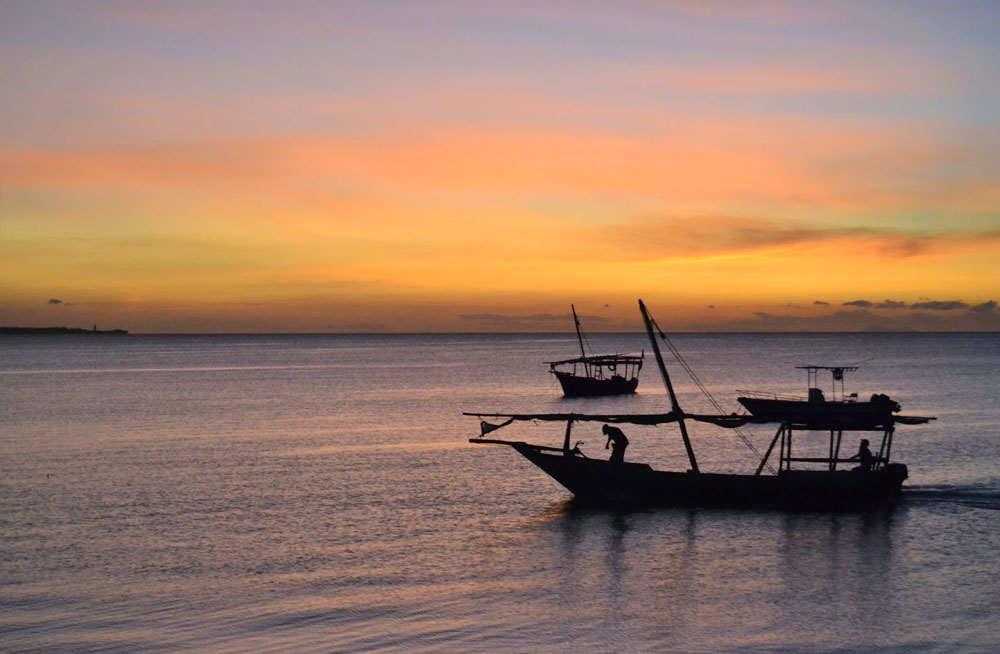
[2,1,998,332]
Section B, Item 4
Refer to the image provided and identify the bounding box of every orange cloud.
[4,116,996,217]
[4,119,998,320]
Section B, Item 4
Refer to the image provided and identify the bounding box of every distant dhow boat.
[546,304,643,397]
[467,300,936,511]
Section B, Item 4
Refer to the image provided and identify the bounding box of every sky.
[1,0,998,332]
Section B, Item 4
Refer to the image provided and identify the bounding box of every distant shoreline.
[1,326,128,335]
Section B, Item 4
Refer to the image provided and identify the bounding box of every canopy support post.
[876,426,893,471]
[832,430,844,471]
[756,423,784,476]
[786,426,794,471]
[829,429,835,471]
[778,424,786,471]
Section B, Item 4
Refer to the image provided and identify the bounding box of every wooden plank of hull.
[553,371,639,397]
[504,442,907,510]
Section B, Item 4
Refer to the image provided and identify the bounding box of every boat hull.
[504,442,907,511]
[553,371,639,397]
[737,397,895,430]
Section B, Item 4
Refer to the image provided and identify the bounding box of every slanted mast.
[638,299,698,473]
[572,304,586,358]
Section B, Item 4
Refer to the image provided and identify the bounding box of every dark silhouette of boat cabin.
[467,300,935,511]
[547,304,643,397]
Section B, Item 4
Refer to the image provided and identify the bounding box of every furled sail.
[479,417,515,437]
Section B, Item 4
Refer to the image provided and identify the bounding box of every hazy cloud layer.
[910,300,968,311]
[459,312,611,326]
[843,299,909,309]
[729,306,999,332]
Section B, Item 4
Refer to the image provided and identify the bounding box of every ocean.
[2,332,998,653]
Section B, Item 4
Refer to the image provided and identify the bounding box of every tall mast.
[638,299,699,473]
[571,304,586,358]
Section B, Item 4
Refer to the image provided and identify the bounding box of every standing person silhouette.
[602,424,629,464]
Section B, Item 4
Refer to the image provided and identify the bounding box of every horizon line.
[3,329,998,336]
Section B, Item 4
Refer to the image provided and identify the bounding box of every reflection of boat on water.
[547,304,643,397]
[737,366,903,430]
[467,300,936,511]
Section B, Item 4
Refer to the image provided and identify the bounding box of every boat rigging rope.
[580,326,595,358]
[648,313,776,474]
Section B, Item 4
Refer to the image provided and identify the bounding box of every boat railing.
[785,456,890,472]
[736,389,805,402]
[547,353,644,367]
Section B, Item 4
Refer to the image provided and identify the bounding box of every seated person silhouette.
[847,438,875,472]
[602,424,629,464]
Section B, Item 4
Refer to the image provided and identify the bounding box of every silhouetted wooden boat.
[467,300,935,511]
[737,366,903,430]
[547,305,642,397]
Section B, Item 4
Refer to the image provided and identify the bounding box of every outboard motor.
[808,387,825,403]
[870,393,902,413]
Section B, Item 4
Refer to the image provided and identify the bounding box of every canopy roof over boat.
[796,365,860,371]
[796,364,859,388]
[546,353,644,367]
[463,411,935,429]
[467,411,762,428]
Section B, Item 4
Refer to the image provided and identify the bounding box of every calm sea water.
[2,332,998,653]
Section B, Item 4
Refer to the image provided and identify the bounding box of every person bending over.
[602,424,629,464]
